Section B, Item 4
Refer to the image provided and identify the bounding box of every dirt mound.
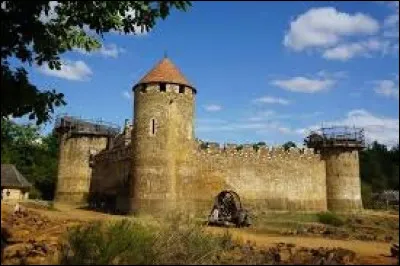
[1,204,80,265]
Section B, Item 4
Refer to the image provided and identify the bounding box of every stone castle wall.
[56,59,362,214]
[175,144,327,215]
[89,141,328,215]
[89,145,132,212]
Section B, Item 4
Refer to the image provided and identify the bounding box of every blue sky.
[13,1,399,146]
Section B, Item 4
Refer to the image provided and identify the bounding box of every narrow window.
[160,83,166,92]
[179,85,185,93]
[150,119,156,136]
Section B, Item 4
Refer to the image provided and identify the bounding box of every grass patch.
[47,201,60,211]
[60,215,232,265]
[317,212,345,227]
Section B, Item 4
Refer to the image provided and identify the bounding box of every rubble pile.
[214,241,358,265]
[1,206,79,265]
[280,223,397,243]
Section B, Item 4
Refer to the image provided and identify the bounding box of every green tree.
[252,141,266,151]
[1,1,191,125]
[1,118,59,200]
[282,141,297,151]
[360,141,399,192]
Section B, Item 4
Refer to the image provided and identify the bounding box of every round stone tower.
[129,56,196,214]
[54,116,119,204]
[305,127,365,212]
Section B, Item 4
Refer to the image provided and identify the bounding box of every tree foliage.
[1,1,191,125]
[282,141,297,151]
[360,141,399,192]
[1,118,59,200]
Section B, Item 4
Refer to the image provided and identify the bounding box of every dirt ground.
[206,226,396,265]
[1,202,398,265]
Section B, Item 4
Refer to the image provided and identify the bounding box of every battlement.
[54,115,120,137]
[134,83,196,96]
[195,142,318,160]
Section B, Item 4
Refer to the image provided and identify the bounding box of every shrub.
[153,215,232,264]
[60,219,156,265]
[60,216,233,265]
[317,212,345,227]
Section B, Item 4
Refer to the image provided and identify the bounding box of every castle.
[54,57,365,215]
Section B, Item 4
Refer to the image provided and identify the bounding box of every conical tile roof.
[136,57,194,88]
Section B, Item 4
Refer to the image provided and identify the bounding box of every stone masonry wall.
[90,145,132,212]
[90,142,328,215]
[323,149,363,211]
[130,83,195,214]
[176,144,328,215]
[55,134,108,204]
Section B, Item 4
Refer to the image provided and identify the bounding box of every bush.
[60,219,156,265]
[153,214,232,264]
[317,212,345,227]
[60,216,232,265]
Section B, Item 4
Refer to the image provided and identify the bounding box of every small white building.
[1,164,32,201]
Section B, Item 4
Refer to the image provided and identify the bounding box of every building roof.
[136,57,194,89]
[1,164,32,189]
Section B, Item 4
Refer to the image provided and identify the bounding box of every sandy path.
[207,227,390,256]
[206,227,397,265]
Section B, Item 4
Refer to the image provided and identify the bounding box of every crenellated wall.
[174,144,327,214]
[89,139,328,215]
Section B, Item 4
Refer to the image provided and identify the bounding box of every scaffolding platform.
[54,115,120,137]
[304,126,365,150]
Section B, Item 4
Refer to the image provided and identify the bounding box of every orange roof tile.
[136,57,194,88]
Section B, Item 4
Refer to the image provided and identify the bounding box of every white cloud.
[298,109,399,146]
[383,1,399,39]
[74,43,126,58]
[122,90,132,100]
[271,77,335,93]
[204,104,222,112]
[283,7,379,51]
[38,60,92,81]
[248,110,278,121]
[253,96,290,105]
[100,44,126,58]
[284,5,399,60]
[374,79,399,99]
[322,38,391,61]
[384,14,399,27]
